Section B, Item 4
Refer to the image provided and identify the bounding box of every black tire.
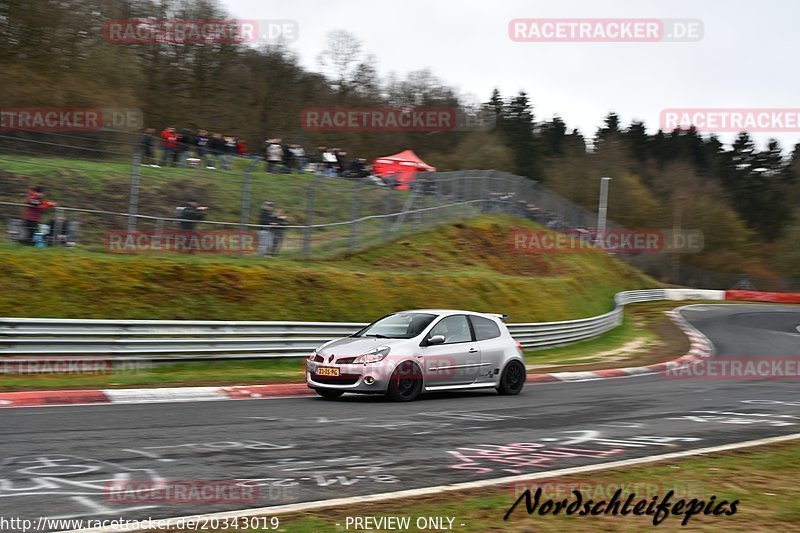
[497,359,526,395]
[386,362,423,402]
[315,388,344,400]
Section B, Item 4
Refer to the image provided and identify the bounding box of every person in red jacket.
[22,186,56,245]
[159,127,177,167]
[236,138,248,156]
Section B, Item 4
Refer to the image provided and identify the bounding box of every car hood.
[317,336,412,357]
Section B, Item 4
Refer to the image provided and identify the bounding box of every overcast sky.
[220,0,798,152]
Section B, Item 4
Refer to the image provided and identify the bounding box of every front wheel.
[497,360,526,395]
[315,388,344,400]
[386,362,423,402]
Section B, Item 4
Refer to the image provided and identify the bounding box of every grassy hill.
[0,155,416,226]
[0,216,653,321]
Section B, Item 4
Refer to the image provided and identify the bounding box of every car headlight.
[307,349,318,361]
[354,345,391,364]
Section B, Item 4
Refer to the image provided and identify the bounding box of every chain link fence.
[1,133,798,291]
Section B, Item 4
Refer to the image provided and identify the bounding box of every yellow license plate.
[317,367,340,377]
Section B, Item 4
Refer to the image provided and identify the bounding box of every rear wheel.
[315,388,344,400]
[497,360,526,395]
[386,362,423,402]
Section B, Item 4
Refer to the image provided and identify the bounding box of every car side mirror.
[426,334,445,346]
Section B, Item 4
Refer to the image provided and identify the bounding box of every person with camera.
[22,186,57,245]
[177,201,207,253]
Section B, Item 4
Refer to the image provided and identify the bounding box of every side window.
[470,316,501,341]
[428,315,472,344]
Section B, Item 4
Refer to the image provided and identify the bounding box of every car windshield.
[354,312,437,339]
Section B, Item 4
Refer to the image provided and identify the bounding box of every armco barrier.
[0,289,733,361]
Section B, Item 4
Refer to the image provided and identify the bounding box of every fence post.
[434,178,441,226]
[480,174,489,213]
[350,179,365,250]
[52,207,65,247]
[303,174,323,257]
[394,179,419,232]
[127,149,141,232]
[413,181,422,232]
[239,157,260,255]
[383,186,393,239]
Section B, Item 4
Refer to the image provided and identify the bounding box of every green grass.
[524,314,652,366]
[0,359,306,391]
[0,216,653,322]
[214,439,800,532]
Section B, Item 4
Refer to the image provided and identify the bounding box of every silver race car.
[306,310,526,401]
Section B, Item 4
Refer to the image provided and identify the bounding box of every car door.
[420,314,480,386]
[468,315,506,383]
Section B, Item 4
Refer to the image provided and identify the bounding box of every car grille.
[310,372,360,385]
[312,355,324,362]
[336,357,357,364]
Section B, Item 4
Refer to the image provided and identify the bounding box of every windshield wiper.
[364,334,389,338]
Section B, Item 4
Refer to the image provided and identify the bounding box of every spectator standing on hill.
[236,138,248,156]
[195,129,210,168]
[289,144,307,172]
[178,201,207,254]
[177,128,193,167]
[47,211,76,247]
[22,186,56,245]
[270,209,289,256]
[266,139,285,173]
[312,146,327,173]
[178,201,207,231]
[139,128,158,167]
[281,139,292,173]
[209,133,226,170]
[335,150,348,177]
[159,127,177,166]
[257,201,275,256]
[322,148,338,176]
[223,136,237,170]
[347,157,368,179]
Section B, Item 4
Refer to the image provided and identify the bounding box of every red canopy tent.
[372,150,436,190]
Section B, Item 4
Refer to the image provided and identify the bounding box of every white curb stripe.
[549,371,601,381]
[63,432,800,532]
[103,387,224,404]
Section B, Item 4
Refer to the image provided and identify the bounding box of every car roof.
[398,309,503,320]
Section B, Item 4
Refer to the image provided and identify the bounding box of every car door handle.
[468,348,478,353]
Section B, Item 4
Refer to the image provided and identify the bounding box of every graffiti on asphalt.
[668,410,798,427]
[239,455,406,487]
[123,440,294,462]
[0,455,161,518]
[447,431,703,474]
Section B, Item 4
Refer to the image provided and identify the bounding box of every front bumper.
[306,360,395,393]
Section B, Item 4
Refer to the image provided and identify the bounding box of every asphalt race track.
[1,304,799,531]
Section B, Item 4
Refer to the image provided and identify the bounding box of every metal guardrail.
[0,290,676,361]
